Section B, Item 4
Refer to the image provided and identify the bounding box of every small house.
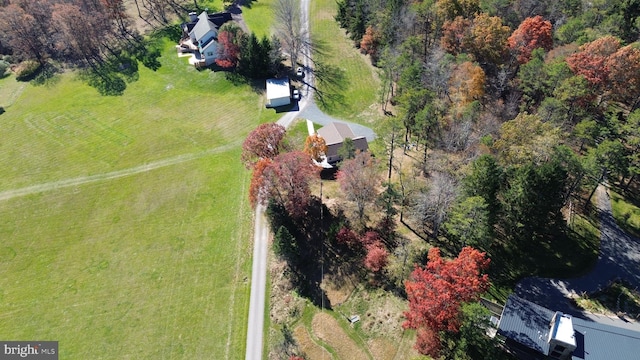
[317,122,369,164]
[265,78,291,108]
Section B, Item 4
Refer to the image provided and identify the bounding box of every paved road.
[515,184,640,330]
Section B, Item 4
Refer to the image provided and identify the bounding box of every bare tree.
[412,172,458,237]
[336,151,381,224]
[0,4,51,63]
[274,0,305,68]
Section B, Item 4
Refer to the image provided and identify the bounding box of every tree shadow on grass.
[267,197,369,309]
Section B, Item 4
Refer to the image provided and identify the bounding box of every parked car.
[296,67,304,77]
[292,89,300,100]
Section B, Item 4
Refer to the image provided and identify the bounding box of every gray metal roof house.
[498,295,640,360]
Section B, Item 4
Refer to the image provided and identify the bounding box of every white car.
[292,89,300,100]
[296,67,304,77]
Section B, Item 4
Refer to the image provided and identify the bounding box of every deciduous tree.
[364,241,388,273]
[435,0,480,21]
[303,133,328,162]
[241,123,287,169]
[493,112,561,166]
[336,151,380,223]
[508,15,553,64]
[0,4,51,63]
[403,247,490,357]
[360,26,381,63]
[274,0,305,67]
[216,23,244,69]
[258,151,320,218]
[566,35,621,87]
[607,44,640,107]
[449,61,485,106]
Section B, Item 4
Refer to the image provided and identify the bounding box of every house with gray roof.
[497,295,640,360]
[316,122,368,164]
[180,11,232,66]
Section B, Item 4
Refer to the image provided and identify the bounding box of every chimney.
[188,12,197,22]
[547,312,577,360]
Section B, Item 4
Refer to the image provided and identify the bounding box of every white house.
[265,78,291,107]
[180,11,232,66]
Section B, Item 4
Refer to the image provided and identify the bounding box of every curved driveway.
[515,184,640,330]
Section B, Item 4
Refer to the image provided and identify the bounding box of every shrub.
[0,60,9,77]
[15,60,42,81]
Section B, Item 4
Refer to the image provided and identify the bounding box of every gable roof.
[317,122,356,145]
[498,295,640,360]
[191,11,217,42]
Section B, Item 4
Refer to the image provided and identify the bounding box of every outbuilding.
[265,78,291,108]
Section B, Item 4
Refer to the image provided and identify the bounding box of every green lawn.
[309,0,382,124]
[610,190,640,238]
[241,0,276,38]
[0,39,278,358]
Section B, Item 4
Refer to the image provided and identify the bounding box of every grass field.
[309,0,381,124]
[0,38,279,358]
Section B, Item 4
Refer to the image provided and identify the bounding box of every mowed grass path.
[309,0,381,123]
[0,40,278,358]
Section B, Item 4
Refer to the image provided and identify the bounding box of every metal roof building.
[498,295,640,360]
[265,78,291,108]
[316,122,368,164]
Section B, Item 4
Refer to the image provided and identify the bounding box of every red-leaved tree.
[508,15,553,64]
[566,35,621,87]
[255,151,320,218]
[403,246,490,357]
[607,44,640,107]
[242,123,287,169]
[364,241,388,273]
[216,24,244,68]
[336,226,359,247]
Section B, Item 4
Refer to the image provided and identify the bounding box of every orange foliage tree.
[508,15,553,64]
[360,26,381,61]
[449,61,486,105]
[303,133,328,162]
[403,247,490,357]
[441,13,510,65]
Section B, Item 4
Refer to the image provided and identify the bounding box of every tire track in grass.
[0,141,240,202]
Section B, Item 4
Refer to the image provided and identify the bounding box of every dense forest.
[336,0,640,356]
[330,0,640,260]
